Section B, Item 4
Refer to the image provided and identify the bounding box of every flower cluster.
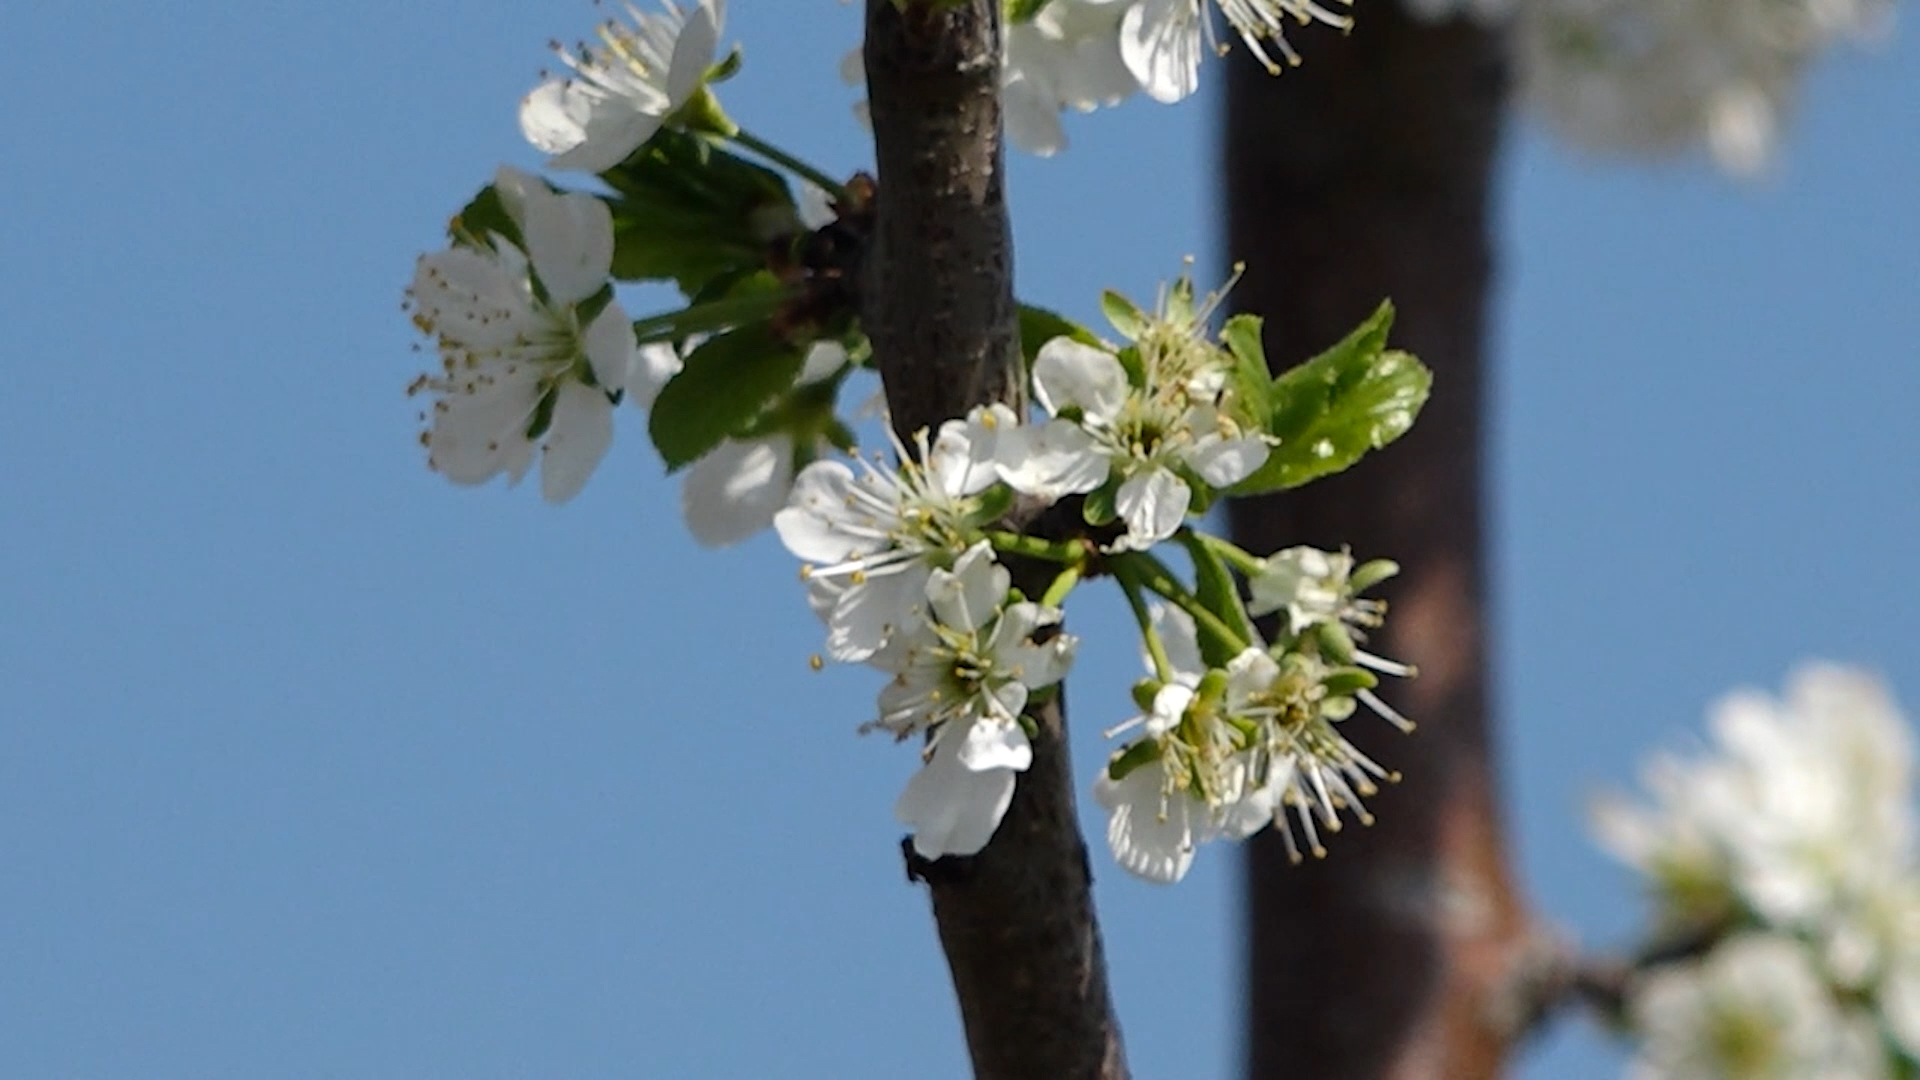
[1095,546,1411,882]
[1595,664,1920,1077]
[403,3,1434,883]
[764,279,1424,870]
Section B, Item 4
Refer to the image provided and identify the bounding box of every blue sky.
[1,4,1914,1078]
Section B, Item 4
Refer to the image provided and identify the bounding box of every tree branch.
[861,2,1128,1077]
[1221,10,1531,1079]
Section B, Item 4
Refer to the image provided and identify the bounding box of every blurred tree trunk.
[1222,9,1529,1079]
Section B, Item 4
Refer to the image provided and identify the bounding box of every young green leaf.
[447,183,522,253]
[1219,313,1273,429]
[1100,289,1147,340]
[1180,532,1259,668]
[604,131,793,295]
[1018,303,1101,366]
[1231,301,1432,494]
[648,323,805,470]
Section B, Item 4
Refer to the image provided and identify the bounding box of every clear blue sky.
[2,4,1914,1078]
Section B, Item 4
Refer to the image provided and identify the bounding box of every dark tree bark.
[862,3,1128,1077]
[1222,10,1532,1080]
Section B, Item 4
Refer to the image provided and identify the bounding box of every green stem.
[1040,563,1082,609]
[1120,551,1252,656]
[985,530,1083,565]
[630,288,797,344]
[729,128,849,202]
[1115,564,1174,684]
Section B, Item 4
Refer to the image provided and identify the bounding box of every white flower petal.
[957,716,1034,773]
[827,566,927,663]
[927,542,1008,635]
[682,435,794,547]
[521,186,614,305]
[798,339,848,383]
[928,419,999,498]
[774,461,879,564]
[994,418,1109,500]
[424,366,543,486]
[582,301,636,394]
[540,381,615,503]
[1096,761,1196,883]
[1183,434,1269,488]
[1003,69,1068,157]
[517,80,591,157]
[547,108,664,175]
[1120,0,1203,104]
[1115,467,1190,548]
[626,341,683,411]
[1033,337,1130,422]
[666,0,725,106]
[897,729,1019,858]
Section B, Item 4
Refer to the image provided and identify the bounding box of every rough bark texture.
[1223,10,1529,1080]
[862,3,1128,1077]
[863,0,1024,442]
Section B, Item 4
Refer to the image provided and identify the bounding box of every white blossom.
[1594,664,1915,934]
[1119,0,1354,104]
[682,435,799,547]
[878,542,1077,858]
[1004,0,1139,155]
[406,167,634,504]
[1096,602,1406,880]
[1628,934,1885,1080]
[1002,336,1267,549]
[520,0,726,174]
[1248,546,1413,716]
[775,418,1001,662]
[1514,0,1891,175]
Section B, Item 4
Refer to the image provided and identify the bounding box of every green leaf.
[1219,313,1272,429]
[1230,302,1431,494]
[648,323,805,470]
[448,183,521,253]
[603,130,793,295]
[1100,289,1147,340]
[1017,303,1099,366]
[1005,0,1052,22]
[524,385,560,441]
[1179,531,1258,666]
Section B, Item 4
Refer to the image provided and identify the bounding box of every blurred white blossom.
[1513,0,1891,175]
[1595,664,1913,931]
[1628,933,1886,1080]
